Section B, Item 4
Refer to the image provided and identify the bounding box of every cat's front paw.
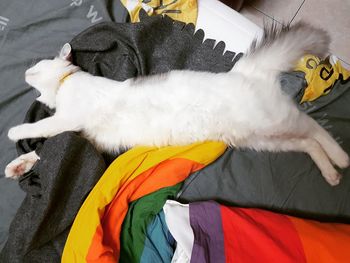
[8,127,22,142]
[5,159,26,179]
[5,152,39,179]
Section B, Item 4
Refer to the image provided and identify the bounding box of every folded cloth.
[70,12,239,80]
[0,132,106,263]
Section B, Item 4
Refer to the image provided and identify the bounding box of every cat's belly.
[83,106,245,151]
[79,72,298,150]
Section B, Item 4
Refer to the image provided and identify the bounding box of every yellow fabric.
[121,0,197,24]
[295,55,350,102]
[62,141,226,262]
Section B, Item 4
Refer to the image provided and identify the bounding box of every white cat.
[5,22,349,185]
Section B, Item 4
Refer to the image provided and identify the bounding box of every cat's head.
[25,43,79,108]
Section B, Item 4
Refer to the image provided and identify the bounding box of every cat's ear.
[59,43,72,61]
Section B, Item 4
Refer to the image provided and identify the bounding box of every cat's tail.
[234,21,330,73]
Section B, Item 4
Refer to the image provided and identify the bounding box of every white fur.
[6,23,349,185]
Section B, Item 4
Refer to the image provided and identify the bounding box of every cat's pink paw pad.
[5,159,31,179]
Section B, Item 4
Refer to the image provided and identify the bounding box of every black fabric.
[16,102,54,157]
[70,13,238,80]
[0,132,106,263]
[179,77,350,223]
[0,13,242,262]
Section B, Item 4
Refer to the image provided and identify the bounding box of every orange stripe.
[289,217,350,262]
[86,158,204,262]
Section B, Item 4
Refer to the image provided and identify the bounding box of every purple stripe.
[189,201,225,263]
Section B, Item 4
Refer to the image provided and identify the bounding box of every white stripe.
[163,200,193,262]
[0,20,8,26]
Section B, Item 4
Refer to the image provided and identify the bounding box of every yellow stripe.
[62,141,226,262]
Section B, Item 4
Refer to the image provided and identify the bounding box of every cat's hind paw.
[327,146,350,169]
[323,168,342,186]
[335,151,350,169]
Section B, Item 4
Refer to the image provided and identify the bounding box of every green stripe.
[120,183,182,263]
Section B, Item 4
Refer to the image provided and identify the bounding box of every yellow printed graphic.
[295,55,350,102]
[121,0,197,24]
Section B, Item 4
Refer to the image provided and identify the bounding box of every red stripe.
[220,207,306,263]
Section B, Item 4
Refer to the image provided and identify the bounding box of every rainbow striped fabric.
[62,142,227,262]
[62,140,350,262]
[164,201,350,263]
